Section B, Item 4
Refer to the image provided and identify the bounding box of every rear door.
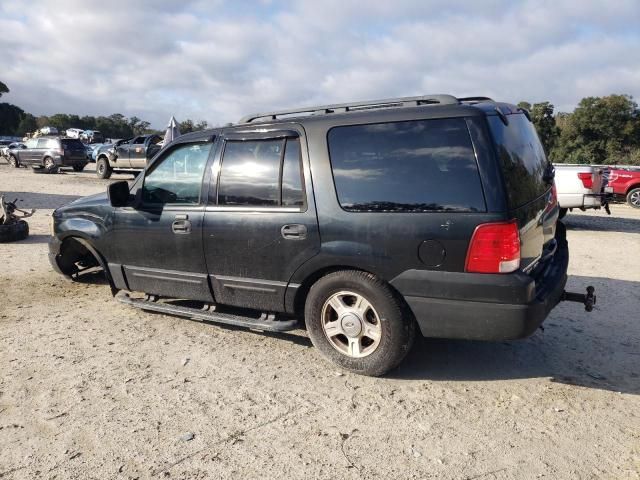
[61,139,88,164]
[115,139,133,167]
[128,136,148,168]
[202,127,320,312]
[487,111,555,271]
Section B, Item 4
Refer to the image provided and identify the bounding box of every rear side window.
[37,138,52,148]
[327,118,486,212]
[217,137,304,207]
[61,139,84,149]
[488,113,548,208]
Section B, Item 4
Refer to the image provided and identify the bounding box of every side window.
[281,138,304,206]
[36,139,50,149]
[327,118,486,212]
[132,137,145,145]
[25,139,38,149]
[217,137,305,207]
[142,142,212,205]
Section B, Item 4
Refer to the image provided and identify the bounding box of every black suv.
[8,136,88,173]
[49,95,590,376]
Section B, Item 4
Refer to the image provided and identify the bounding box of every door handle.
[281,224,307,240]
[172,216,191,234]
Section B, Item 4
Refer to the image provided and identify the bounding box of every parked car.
[605,167,640,208]
[66,128,85,139]
[7,136,88,173]
[94,134,162,178]
[49,95,595,376]
[553,164,608,218]
[1,142,26,161]
[80,130,105,144]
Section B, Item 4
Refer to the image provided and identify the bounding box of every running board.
[116,292,299,332]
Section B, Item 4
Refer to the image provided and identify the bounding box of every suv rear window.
[61,139,85,149]
[488,113,548,208]
[327,118,486,212]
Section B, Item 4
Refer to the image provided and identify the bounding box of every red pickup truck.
[606,167,640,208]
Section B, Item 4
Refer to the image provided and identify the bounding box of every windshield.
[488,113,549,208]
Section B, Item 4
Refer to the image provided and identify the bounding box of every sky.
[1,0,639,129]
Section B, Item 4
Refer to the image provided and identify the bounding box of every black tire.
[72,163,87,172]
[626,187,640,209]
[558,208,568,219]
[304,270,415,377]
[8,155,20,168]
[96,158,112,179]
[43,156,59,174]
[0,220,29,243]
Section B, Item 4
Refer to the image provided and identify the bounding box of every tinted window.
[328,118,486,212]
[61,139,85,149]
[25,139,38,149]
[36,139,51,149]
[218,139,283,206]
[281,138,304,206]
[142,143,211,204]
[488,114,548,208]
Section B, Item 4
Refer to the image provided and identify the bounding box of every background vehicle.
[8,136,88,173]
[606,166,640,208]
[66,128,85,139]
[80,130,105,144]
[553,164,608,218]
[94,134,162,178]
[50,95,593,376]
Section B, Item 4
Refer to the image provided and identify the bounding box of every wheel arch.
[56,235,118,295]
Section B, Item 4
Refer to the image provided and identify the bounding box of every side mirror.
[108,181,130,207]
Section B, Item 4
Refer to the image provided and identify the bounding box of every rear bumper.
[558,192,605,209]
[392,227,569,341]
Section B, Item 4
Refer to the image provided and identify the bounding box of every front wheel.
[305,270,415,377]
[96,158,112,179]
[626,188,640,209]
[8,155,19,168]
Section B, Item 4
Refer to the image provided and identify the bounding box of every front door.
[203,128,320,313]
[19,138,39,165]
[111,140,215,301]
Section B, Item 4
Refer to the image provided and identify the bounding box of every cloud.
[0,0,639,128]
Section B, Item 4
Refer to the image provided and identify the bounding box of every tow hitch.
[562,286,596,312]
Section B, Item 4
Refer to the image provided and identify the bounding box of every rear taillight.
[465,221,521,274]
[578,172,593,189]
[551,183,558,206]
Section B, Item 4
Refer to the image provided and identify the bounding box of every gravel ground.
[1,163,639,479]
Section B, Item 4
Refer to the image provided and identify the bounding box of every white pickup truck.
[553,164,609,218]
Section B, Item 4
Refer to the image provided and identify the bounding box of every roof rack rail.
[239,94,460,123]
[458,96,495,104]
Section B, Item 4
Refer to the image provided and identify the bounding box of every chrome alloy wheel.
[630,190,640,207]
[321,290,382,358]
[44,157,55,170]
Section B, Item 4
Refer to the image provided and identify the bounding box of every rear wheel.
[305,270,415,376]
[626,188,640,209]
[72,163,87,172]
[8,155,19,168]
[43,156,59,174]
[96,157,112,179]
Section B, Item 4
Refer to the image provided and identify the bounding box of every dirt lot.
[1,163,639,479]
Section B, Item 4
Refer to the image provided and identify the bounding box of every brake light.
[465,221,521,273]
[551,183,558,206]
[578,172,593,189]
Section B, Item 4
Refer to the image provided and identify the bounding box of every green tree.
[0,103,24,135]
[517,101,560,155]
[552,94,640,164]
[0,81,8,98]
[16,113,37,136]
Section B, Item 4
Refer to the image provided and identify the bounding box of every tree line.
[2,79,639,164]
[0,81,208,139]
[517,94,639,165]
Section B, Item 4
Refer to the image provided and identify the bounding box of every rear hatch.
[487,109,556,272]
[61,139,88,161]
